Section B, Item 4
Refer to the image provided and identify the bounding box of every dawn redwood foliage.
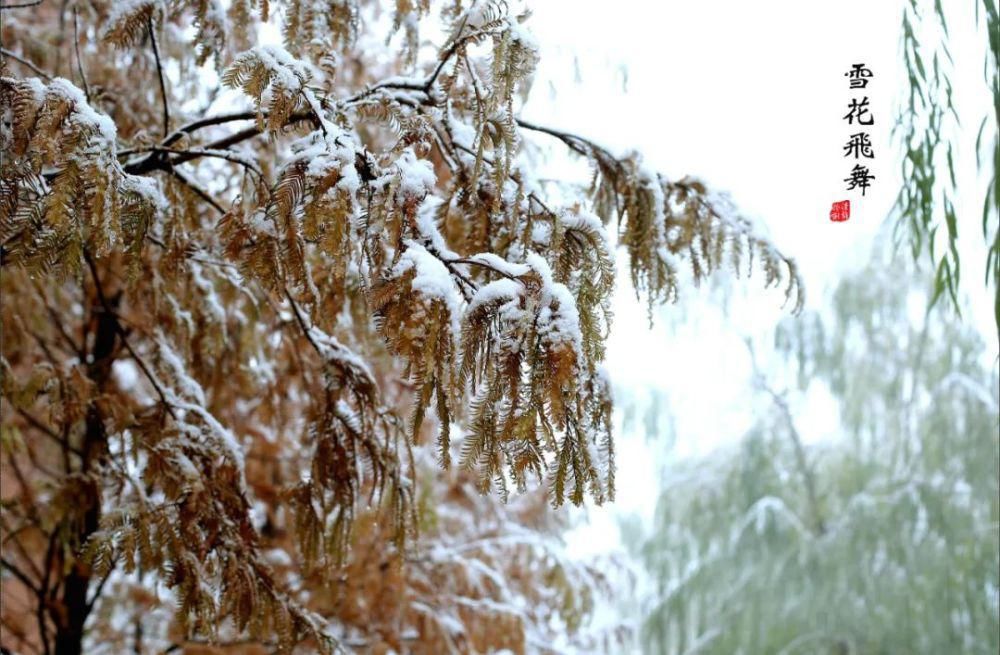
[0,1,801,653]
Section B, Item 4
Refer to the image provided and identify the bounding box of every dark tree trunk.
[53,285,117,655]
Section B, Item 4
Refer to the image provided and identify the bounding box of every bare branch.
[83,250,178,421]
[1,48,54,80]
[147,17,170,138]
[166,167,227,215]
[0,0,43,8]
[0,556,42,595]
[72,6,90,102]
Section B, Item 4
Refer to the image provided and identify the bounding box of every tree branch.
[123,112,314,175]
[0,556,42,595]
[166,167,227,214]
[12,406,84,457]
[1,48,54,80]
[0,0,43,8]
[133,145,263,179]
[83,250,178,421]
[746,341,826,536]
[147,17,169,138]
[72,6,90,102]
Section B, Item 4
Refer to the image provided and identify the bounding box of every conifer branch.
[0,6,805,651]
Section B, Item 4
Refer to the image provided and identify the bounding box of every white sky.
[518,0,997,560]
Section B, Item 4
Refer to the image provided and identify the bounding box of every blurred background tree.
[629,248,999,654]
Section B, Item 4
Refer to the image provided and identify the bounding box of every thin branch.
[39,533,57,655]
[283,288,326,359]
[342,15,471,105]
[0,617,43,655]
[0,556,42,595]
[166,167,226,215]
[1,48,54,80]
[72,6,91,102]
[33,280,83,357]
[445,257,518,281]
[85,564,115,612]
[516,118,622,169]
[4,528,45,588]
[132,145,263,179]
[159,110,261,148]
[746,340,826,536]
[123,112,314,175]
[146,17,169,138]
[13,406,84,457]
[145,234,235,269]
[425,14,469,92]
[764,383,826,535]
[0,0,43,8]
[83,251,178,421]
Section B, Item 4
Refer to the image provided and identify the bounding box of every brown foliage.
[1,1,799,653]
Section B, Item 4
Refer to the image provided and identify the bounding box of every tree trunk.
[53,286,117,655]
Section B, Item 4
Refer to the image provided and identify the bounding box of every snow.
[122,174,168,213]
[525,253,584,360]
[155,335,246,481]
[22,76,47,106]
[736,495,809,540]
[305,325,379,391]
[172,397,246,483]
[561,208,610,247]
[393,147,436,200]
[530,222,552,247]
[250,44,311,90]
[157,335,206,407]
[112,359,143,397]
[39,77,167,211]
[414,196,459,259]
[447,115,477,150]
[171,451,201,483]
[396,242,453,301]
[247,208,278,237]
[506,17,539,54]
[288,129,362,199]
[106,0,165,32]
[190,262,227,335]
[47,77,118,147]
[395,241,463,336]
[467,278,521,314]
[656,246,682,272]
[464,252,530,277]
[462,0,499,31]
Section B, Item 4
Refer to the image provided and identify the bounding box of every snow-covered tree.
[0,2,800,653]
[632,249,999,654]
